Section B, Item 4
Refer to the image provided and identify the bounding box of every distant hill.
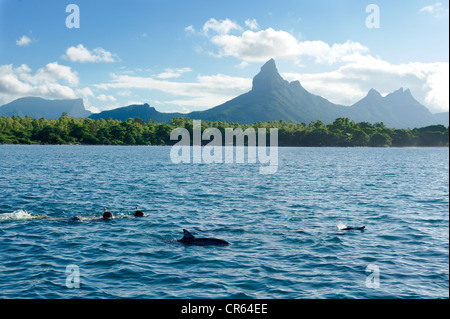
[89,103,185,122]
[0,97,92,119]
[349,88,448,128]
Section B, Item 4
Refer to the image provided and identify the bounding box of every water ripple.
[0,145,448,298]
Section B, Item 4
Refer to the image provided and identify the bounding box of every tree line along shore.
[0,114,448,147]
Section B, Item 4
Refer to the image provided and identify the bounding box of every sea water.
[0,145,448,298]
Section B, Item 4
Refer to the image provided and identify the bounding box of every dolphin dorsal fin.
[182,229,195,240]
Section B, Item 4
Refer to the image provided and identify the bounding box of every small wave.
[336,222,347,230]
[0,210,39,221]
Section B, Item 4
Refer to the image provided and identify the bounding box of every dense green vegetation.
[0,114,448,147]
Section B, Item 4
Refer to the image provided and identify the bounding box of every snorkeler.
[102,207,114,220]
[134,206,144,217]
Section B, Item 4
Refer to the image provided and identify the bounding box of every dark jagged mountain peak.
[366,88,382,98]
[387,87,413,99]
[385,87,419,105]
[260,58,277,72]
[252,58,288,92]
[392,87,405,94]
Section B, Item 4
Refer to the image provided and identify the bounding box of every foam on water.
[337,222,347,230]
[0,209,36,221]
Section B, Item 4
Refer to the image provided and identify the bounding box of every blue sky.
[0,0,448,113]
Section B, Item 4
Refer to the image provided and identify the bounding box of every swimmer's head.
[103,208,113,220]
[134,211,144,217]
[134,206,144,217]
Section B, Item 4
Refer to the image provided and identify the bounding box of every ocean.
[0,145,448,298]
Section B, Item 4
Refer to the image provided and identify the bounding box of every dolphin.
[177,229,230,246]
[339,226,365,231]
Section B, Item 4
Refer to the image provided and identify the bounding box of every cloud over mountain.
[0,62,79,105]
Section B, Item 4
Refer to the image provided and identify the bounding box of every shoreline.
[0,143,448,148]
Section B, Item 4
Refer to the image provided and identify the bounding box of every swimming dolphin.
[177,229,230,246]
[339,226,365,231]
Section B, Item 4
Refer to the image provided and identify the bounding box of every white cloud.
[245,19,259,30]
[16,35,31,46]
[76,87,94,98]
[420,2,449,17]
[0,62,79,105]
[194,18,370,64]
[209,27,369,64]
[184,25,195,34]
[422,64,449,111]
[236,61,249,69]
[211,28,301,62]
[300,40,370,65]
[203,18,242,35]
[117,90,132,97]
[97,94,116,102]
[33,62,79,86]
[93,72,251,110]
[63,44,120,63]
[157,67,192,79]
